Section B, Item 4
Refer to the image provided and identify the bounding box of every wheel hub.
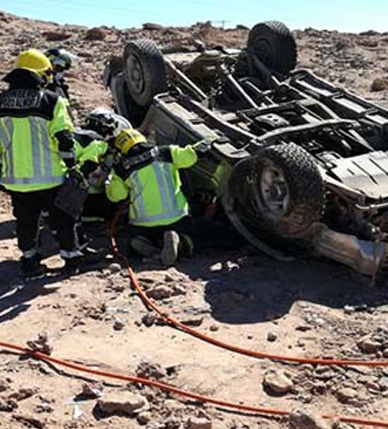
[127,55,144,95]
[258,164,290,217]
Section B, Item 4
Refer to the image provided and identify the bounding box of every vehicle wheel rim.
[127,55,144,95]
[251,38,274,68]
[257,164,290,217]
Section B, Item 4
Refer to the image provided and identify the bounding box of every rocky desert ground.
[1,9,388,429]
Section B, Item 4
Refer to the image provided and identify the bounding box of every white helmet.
[85,107,132,139]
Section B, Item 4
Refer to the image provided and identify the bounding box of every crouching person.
[75,107,131,222]
[0,49,83,278]
[106,129,210,266]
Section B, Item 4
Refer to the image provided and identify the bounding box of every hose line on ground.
[0,341,387,428]
[110,212,388,367]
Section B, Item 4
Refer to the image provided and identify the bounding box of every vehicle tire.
[103,56,124,88]
[247,21,297,75]
[227,142,324,238]
[110,72,148,127]
[124,39,167,107]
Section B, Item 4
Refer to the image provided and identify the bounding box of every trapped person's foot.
[161,230,180,266]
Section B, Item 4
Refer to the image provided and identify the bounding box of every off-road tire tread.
[247,20,297,75]
[253,142,324,236]
[124,39,167,106]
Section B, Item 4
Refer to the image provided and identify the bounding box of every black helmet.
[85,107,132,139]
[45,48,74,72]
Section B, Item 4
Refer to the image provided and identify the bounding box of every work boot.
[161,230,180,267]
[81,246,106,264]
[130,235,160,257]
[20,255,47,279]
[179,233,194,259]
[62,257,83,276]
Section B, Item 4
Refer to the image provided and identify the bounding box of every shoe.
[21,255,47,279]
[179,233,194,259]
[81,246,106,262]
[161,230,180,267]
[130,235,160,257]
[62,257,83,276]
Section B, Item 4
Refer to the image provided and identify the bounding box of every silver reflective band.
[123,147,158,169]
[39,117,52,178]
[158,162,180,211]
[22,248,37,258]
[128,161,186,224]
[29,117,42,181]
[0,176,63,185]
[0,117,14,179]
[153,162,170,213]
[59,151,75,159]
[130,171,146,220]
[130,208,187,225]
[0,116,64,187]
[60,249,83,259]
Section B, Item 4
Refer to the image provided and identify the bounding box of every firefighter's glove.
[193,137,216,158]
[67,167,86,185]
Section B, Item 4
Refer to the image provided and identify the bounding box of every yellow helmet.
[16,49,53,83]
[115,129,147,154]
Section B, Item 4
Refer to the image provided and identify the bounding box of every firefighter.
[45,47,75,100]
[106,129,212,265]
[75,108,132,221]
[0,49,84,277]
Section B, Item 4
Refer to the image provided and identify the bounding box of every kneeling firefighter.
[106,129,212,266]
[0,49,85,277]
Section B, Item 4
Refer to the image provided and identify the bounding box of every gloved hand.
[67,167,85,184]
[193,137,216,157]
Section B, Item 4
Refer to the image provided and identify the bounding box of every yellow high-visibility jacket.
[0,71,74,192]
[107,144,198,227]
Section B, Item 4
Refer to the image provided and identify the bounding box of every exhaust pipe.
[311,223,385,276]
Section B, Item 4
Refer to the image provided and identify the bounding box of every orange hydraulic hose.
[0,340,387,428]
[110,211,388,368]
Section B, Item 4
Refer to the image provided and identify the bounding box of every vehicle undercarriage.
[104,21,388,281]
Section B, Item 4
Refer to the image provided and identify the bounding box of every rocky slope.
[1,10,388,429]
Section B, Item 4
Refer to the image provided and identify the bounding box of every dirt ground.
[1,9,388,429]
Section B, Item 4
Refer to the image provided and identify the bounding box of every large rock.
[263,370,294,394]
[97,392,148,415]
[371,78,388,92]
[187,417,212,429]
[289,410,330,429]
[0,378,9,393]
[136,361,166,380]
[26,332,52,355]
[357,335,381,353]
[42,31,72,41]
[85,27,106,41]
[143,23,164,31]
[335,387,358,404]
[0,398,17,412]
[146,285,173,300]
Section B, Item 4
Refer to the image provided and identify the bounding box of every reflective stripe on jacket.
[106,144,197,227]
[0,95,72,192]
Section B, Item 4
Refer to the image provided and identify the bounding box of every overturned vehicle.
[104,21,388,279]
